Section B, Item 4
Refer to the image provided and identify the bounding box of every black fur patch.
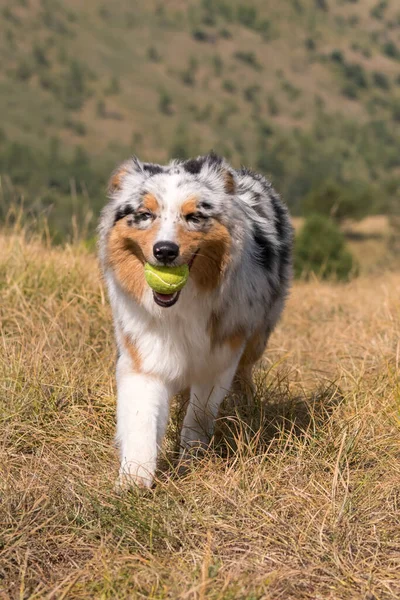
[114,204,135,224]
[278,243,292,283]
[143,163,163,176]
[183,152,223,175]
[269,192,286,240]
[199,201,213,211]
[183,157,206,174]
[206,151,223,166]
[252,223,278,272]
[251,192,266,219]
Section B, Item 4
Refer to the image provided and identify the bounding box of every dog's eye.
[136,211,153,223]
[185,213,204,225]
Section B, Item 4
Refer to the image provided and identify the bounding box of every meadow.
[0,230,399,599]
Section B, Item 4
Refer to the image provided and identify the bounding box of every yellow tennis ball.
[144,263,189,294]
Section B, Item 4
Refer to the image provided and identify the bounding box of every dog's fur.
[98,152,293,488]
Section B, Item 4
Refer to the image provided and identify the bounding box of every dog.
[98,152,293,488]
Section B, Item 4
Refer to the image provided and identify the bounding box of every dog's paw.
[177,444,208,475]
[115,469,154,492]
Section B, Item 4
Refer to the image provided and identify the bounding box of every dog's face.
[105,154,236,308]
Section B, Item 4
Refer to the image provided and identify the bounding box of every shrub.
[257,19,272,41]
[33,43,50,67]
[331,49,344,63]
[237,5,257,28]
[294,215,355,280]
[64,118,86,136]
[370,1,387,20]
[181,70,195,86]
[382,40,400,60]
[373,71,390,90]
[392,100,400,122]
[39,72,59,92]
[305,37,316,51]
[2,7,20,24]
[147,46,161,62]
[233,51,262,71]
[267,95,280,116]
[159,89,173,115]
[303,180,374,222]
[315,0,328,11]
[219,28,232,39]
[192,28,208,42]
[180,57,198,86]
[341,82,359,99]
[343,62,368,89]
[15,60,32,81]
[222,79,236,93]
[41,5,69,35]
[282,80,301,101]
[243,85,260,103]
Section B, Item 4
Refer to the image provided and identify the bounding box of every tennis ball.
[144,263,189,294]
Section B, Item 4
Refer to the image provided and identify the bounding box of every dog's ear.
[223,170,236,195]
[193,152,236,196]
[108,157,143,195]
[205,152,236,195]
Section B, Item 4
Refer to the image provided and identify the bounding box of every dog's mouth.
[153,290,181,308]
[152,251,198,309]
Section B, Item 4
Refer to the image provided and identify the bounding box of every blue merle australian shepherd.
[98,152,293,488]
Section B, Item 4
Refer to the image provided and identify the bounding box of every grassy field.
[0,232,399,599]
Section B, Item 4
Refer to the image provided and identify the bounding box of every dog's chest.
[123,309,234,388]
[112,279,237,388]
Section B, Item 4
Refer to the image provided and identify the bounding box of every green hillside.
[1,0,400,237]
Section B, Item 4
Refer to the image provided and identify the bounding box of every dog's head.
[101,153,237,308]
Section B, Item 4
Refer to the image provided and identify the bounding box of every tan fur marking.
[122,333,142,372]
[181,197,199,216]
[208,313,246,351]
[143,193,159,213]
[107,219,159,302]
[224,171,236,195]
[177,221,231,292]
[227,331,245,351]
[239,328,270,368]
[234,328,270,402]
[109,166,128,193]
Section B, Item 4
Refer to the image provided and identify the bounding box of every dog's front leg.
[180,357,241,453]
[116,363,171,489]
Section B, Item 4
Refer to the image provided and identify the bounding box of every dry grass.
[0,233,399,599]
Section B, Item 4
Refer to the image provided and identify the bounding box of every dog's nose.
[153,241,180,264]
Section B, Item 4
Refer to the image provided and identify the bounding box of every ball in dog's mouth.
[153,290,181,308]
[147,252,198,308]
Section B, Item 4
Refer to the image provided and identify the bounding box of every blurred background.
[0,0,399,276]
